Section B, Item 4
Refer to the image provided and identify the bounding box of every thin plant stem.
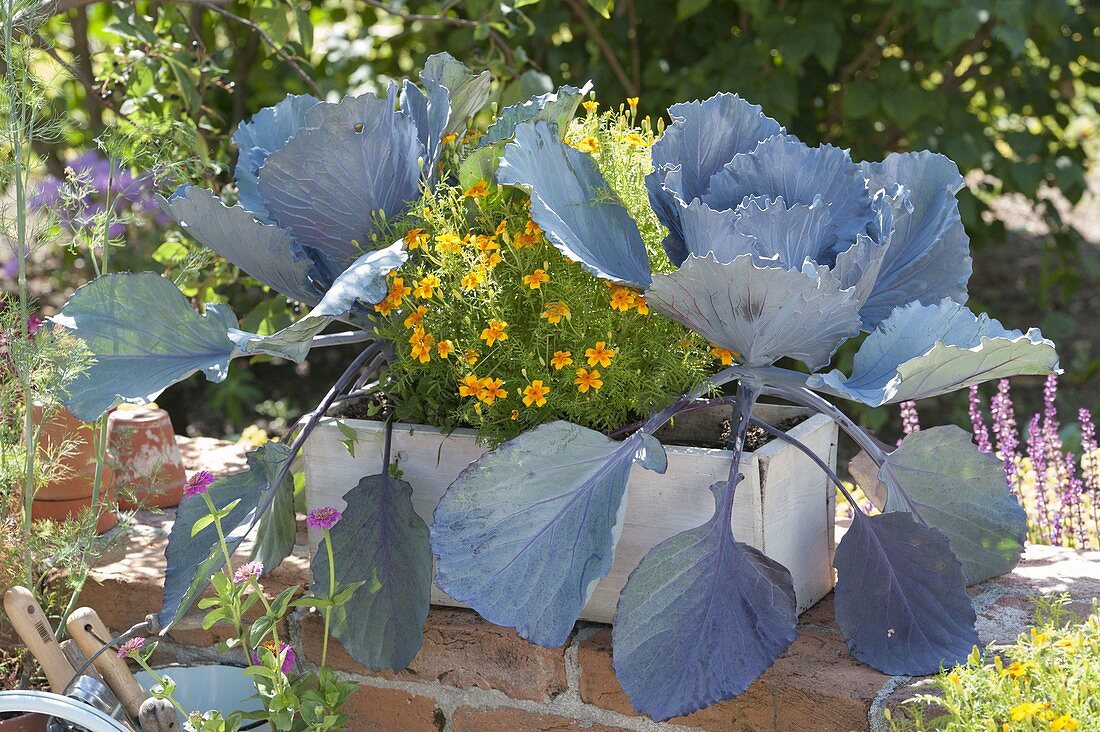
[321,528,335,668]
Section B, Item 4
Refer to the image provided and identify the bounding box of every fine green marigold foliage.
[891,595,1100,731]
[375,107,715,444]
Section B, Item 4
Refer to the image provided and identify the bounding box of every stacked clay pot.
[107,406,186,509]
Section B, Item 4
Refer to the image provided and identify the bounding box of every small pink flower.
[307,506,342,531]
[117,636,145,659]
[233,561,263,585]
[253,641,296,673]
[26,314,42,337]
[184,470,215,498]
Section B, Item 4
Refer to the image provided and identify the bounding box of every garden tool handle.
[138,696,178,731]
[67,607,149,719]
[3,586,76,692]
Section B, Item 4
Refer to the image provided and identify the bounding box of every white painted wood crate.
[302,404,837,622]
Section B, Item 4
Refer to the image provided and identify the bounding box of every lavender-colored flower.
[117,636,145,659]
[991,379,1020,485]
[1,256,17,280]
[184,470,215,499]
[307,506,343,531]
[253,641,296,673]
[233,561,263,585]
[1025,413,1051,543]
[968,385,992,453]
[898,401,921,445]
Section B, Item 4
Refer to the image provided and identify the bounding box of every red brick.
[341,686,442,732]
[300,608,568,702]
[451,707,629,732]
[578,628,886,732]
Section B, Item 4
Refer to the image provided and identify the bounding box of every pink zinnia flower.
[184,470,215,498]
[233,561,263,585]
[253,641,296,673]
[307,506,342,531]
[117,636,145,659]
[26,314,42,337]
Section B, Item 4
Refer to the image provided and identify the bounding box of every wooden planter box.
[302,404,837,621]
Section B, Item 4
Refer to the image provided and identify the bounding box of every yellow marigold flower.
[541,301,571,324]
[408,328,434,363]
[524,268,550,289]
[435,232,464,254]
[622,132,648,147]
[522,380,550,408]
[403,228,429,250]
[388,278,412,307]
[574,368,603,393]
[441,132,458,144]
[474,234,499,252]
[480,319,508,346]
[947,672,961,687]
[461,269,486,290]
[483,252,503,269]
[464,180,490,198]
[464,348,479,365]
[582,100,598,114]
[1001,661,1034,680]
[458,374,483,399]
[585,341,616,368]
[609,286,636,311]
[404,305,428,329]
[374,296,396,315]
[495,219,508,235]
[634,295,650,315]
[462,129,482,144]
[479,377,507,404]
[437,339,455,359]
[573,136,600,153]
[1030,628,1049,644]
[1056,636,1080,652]
[414,274,441,299]
[1051,713,1080,731]
[511,409,519,420]
[550,350,573,370]
[1009,701,1048,722]
[513,231,536,248]
[711,345,734,366]
[627,96,639,109]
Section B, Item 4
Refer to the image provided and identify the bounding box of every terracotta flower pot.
[107,407,186,510]
[29,404,116,533]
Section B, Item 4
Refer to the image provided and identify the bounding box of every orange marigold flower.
[513,231,536,248]
[609,286,636,311]
[374,296,396,315]
[573,136,599,153]
[404,305,428,329]
[460,269,486,290]
[408,327,434,363]
[437,339,455,359]
[414,275,441,299]
[441,132,458,144]
[483,252,503,269]
[474,234,499,252]
[585,341,616,368]
[403,228,429,250]
[541,301,571,324]
[634,295,650,315]
[458,374,483,399]
[388,278,412,307]
[525,220,543,240]
[464,348,479,365]
[479,377,507,404]
[550,350,573,370]
[710,345,734,366]
[480,319,508,346]
[495,219,508,235]
[464,180,490,198]
[522,380,550,408]
[523,268,550,289]
[574,368,603,393]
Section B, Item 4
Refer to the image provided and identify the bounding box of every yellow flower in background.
[437,339,455,359]
[585,341,616,368]
[609,286,636,311]
[1009,701,1048,721]
[441,132,458,144]
[458,374,483,398]
[1030,628,1049,645]
[464,348,480,365]
[522,381,550,408]
[627,96,639,110]
[573,136,600,153]
[388,277,412,307]
[582,100,598,114]
[946,672,961,687]
[483,252,503,269]
[541,301,571,324]
[464,180,490,198]
[480,377,508,404]
[1056,636,1080,653]
[461,269,486,290]
[239,424,269,447]
[1051,714,1080,731]
[622,132,648,147]
[634,295,650,315]
[523,268,550,289]
[710,346,734,366]
[525,220,543,240]
[574,368,603,393]
[435,232,464,254]
[480,319,508,346]
[414,274,441,299]
[408,327,435,363]
[403,305,428,329]
[474,234,499,252]
[550,350,573,370]
[404,228,429,250]
[1001,661,1035,680]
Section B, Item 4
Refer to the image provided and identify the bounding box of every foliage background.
[6,0,1099,440]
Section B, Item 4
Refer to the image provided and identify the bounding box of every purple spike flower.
[991,379,1020,486]
[968,385,992,453]
[1025,414,1051,544]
